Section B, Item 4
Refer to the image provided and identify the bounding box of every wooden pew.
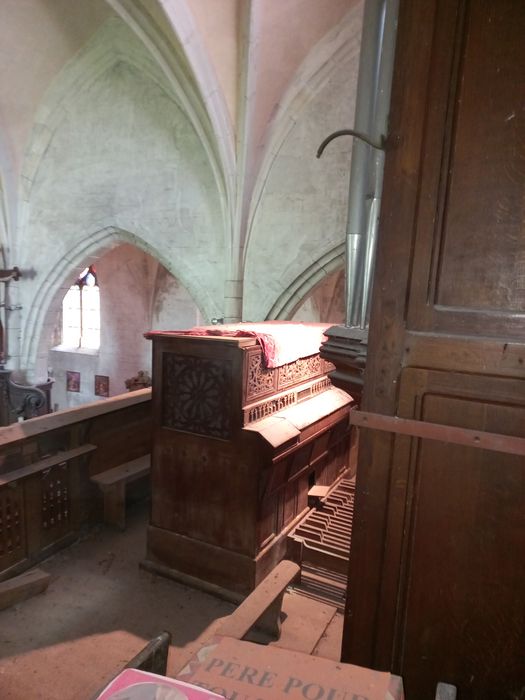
[90,454,150,530]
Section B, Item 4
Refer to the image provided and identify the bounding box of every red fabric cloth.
[146,322,330,368]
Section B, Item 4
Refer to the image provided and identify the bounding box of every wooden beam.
[0,444,97,486]
[0,388,150,448]
[350,410,525,457]
[0,569,51,611]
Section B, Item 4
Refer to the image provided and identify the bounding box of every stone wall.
[0,6,363,385]
[49,243,201,410]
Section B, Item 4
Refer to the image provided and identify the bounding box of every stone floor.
[0,501,343,699]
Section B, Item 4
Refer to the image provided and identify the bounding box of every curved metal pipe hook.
[316,129,385,158]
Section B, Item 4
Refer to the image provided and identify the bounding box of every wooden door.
[342,1,525,698]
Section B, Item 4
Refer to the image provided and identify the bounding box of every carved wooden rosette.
[161,353,233,439]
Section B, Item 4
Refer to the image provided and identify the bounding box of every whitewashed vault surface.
[0,2,363,385]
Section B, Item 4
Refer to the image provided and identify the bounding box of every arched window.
[62,265,100,349]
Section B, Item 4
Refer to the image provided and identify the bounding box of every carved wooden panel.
[0,484,26,570]
[246,392,297,423]
[40,463,71,548]
[245,350,277,402]
[244,378,332,425]
[162,353,233,439]
[278,354,323,389]
[243,350,328,407]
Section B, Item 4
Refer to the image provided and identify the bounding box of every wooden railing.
[0,389,152,580]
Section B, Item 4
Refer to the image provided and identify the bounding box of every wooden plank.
[219,560,300,640]
[0,389,151,448]
[169,562,300,678]
[299,541,349,575]
[351,410,525,457]
[91,455,150,487]
[0,568,51,610]
[0,444,97,486]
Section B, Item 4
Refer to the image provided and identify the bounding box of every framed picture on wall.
[66,371,80,392]
[94,374,109,397]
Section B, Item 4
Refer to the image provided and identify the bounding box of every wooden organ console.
[144,325,353,596]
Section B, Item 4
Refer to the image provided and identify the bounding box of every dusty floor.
[0,501,343,699]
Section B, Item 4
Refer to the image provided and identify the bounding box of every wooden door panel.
[407,0,525,336]
[343,0,525,697]
[381,369,525,698]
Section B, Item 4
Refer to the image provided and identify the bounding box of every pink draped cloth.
[146,322,330,368]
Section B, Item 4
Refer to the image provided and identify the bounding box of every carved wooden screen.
[0,483,26,571]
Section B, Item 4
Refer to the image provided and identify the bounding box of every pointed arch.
[18,15,230,243]
[21,226,211,379]
[243,2,363,271]
[104,0,235,228]
[265,243,345,320]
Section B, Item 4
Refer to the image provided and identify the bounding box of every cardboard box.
[177,635,404,700]
[95,667,225,699]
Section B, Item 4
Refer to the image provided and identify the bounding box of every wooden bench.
[217,559,300,641]
[169,560,300,676]
[90,454,150,530]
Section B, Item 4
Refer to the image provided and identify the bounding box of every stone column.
[223,279,243,323]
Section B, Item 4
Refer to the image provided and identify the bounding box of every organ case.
[145,331,353,596]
